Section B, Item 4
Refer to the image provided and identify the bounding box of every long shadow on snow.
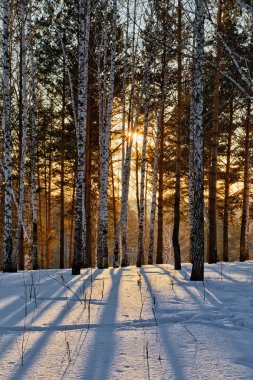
[0,269,88,327]
[0,269,89,368]
[81,267,122,380]
[154,265,206,307]
[0,269,90,360]
[141,268,189,380]
[8,269,100,380]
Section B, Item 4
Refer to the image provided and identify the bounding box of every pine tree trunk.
[46,133,52,269]
[28,1,38,270]
[156,112,164,265]
[72,0,91,275]
[190,0,205,281]
[240,101,251,262]
[60,39,66,270]
[223,100,233,262]
[14,0,28,271]
[173,0,182,270]
[2,0,14,273]
[208,0,222,264]
[156,21,167,266]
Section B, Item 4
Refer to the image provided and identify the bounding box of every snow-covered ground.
[0,262,253,380]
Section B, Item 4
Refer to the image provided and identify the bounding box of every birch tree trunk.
[190,0,205,281]
[240,101,251,262]
[72,0,91,275]
[97,0,117,269]
[173,0,182,270]
[28,0,38,270]
[113,0,138,268]
[223,100,233,262]
[2,0,14,272]
[136,61,150,267]
[207,0,222,264]
[18,28,24,271]
[148,105,163,265]
[13,0,28,270]
[114,84,144,267]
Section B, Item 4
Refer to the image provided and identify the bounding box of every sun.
[127,131,143,145]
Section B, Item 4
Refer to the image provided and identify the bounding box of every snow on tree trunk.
[97,0,117,269]
[72,0,91,275]
[28,0,38,270]
[2,0,14,272]
[190,0,205,282]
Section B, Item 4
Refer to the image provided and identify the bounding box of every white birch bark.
[121,0,130,180]
[147,104,163,265]
[72,0,91,275]
[97,0,117,269]
[13,0,28,270]
[28,0,38,270]
[136,60,150,267]
[2,0,13,272]
[113,0,140,267]
[190,0,205,281]
[113,77,145,267]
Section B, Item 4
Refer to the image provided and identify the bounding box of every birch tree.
[13,0,28,270]
[148,104,163,265]
[113,0,140,267]
[97,0,117,269]
[2,0,14,272]
[72,0,91,275]
[136,58,150,267]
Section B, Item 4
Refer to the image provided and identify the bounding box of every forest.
[1,0,253,379]
[1,0,252,281]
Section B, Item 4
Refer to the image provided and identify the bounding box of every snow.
[0,262,253,379]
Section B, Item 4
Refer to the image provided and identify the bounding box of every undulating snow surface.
[0,263,253,380]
